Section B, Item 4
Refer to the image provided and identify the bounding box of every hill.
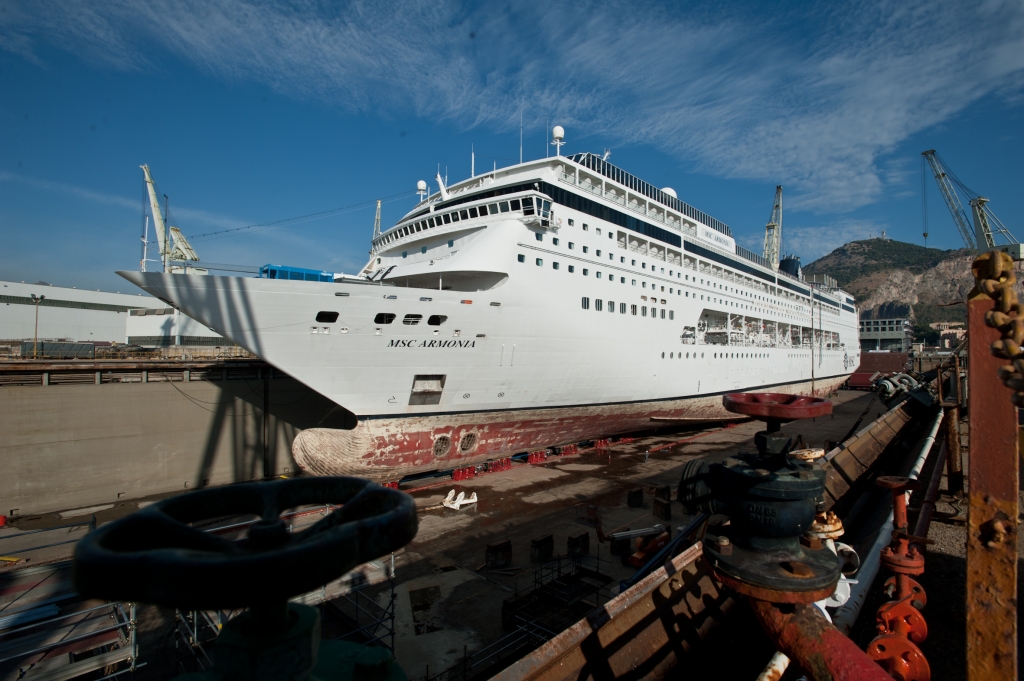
[803,239,977,326]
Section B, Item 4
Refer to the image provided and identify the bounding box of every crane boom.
[922,150,976,250]
[140,164,169,272]
[922,149,1019,255]
[761,186,783,269]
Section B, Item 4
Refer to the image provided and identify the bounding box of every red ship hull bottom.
[292,376,849,481]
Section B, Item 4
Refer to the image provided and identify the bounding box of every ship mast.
[141,165,169,273]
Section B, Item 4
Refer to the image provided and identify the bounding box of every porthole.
[433,436,452,458]
[460,433,478,452]
[661,352,665,358]
[374,313,396,324]
[427,315,447,326]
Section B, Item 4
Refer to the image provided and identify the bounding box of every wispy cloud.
[0,171,249,230]
[4,1,1023,213]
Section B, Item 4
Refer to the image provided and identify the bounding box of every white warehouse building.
[0,280,226,348]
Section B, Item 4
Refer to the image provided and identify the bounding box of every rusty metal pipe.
[913,437,947,539]
[749,600,894,681]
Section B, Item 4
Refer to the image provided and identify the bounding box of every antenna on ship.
[519,108,523,164]
[416,180,427,203]
[471,145,475,178]
[372,200,382,240]
[551,126,565,157]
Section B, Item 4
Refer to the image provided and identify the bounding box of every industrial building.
[0,280,227,354]
[858,316,913,352]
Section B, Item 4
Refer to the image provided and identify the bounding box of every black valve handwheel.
[73,477,417,610]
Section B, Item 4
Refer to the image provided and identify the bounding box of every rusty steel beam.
[748,600,893,681]
[493,543,739,681]
[966,293,1018,680]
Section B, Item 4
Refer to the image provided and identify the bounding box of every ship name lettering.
[387,339,476,349]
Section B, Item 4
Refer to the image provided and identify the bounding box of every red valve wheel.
[723,393,832,422]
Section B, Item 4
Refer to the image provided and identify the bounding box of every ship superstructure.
[120,147,859,480]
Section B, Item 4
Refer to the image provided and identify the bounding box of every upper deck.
[369,155,853,314]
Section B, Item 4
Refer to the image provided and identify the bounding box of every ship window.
[642,306,647,317]
[518,254,525,263]
[642,282,647,288]
[536,258,543,266]
[669,310,674,320]
[620,303,626,314]
[468,207,479,218]
[583,223,588,230]
[631,305,637,315]
[568,242,574,249]
[608,232,613,239]
[316,311,339,323]
[374,313,396,324]
[595,299,603,311]
[632,280,637,286]
[596,228,602,235]
[451,211,460,222]
[651,307,656,317]
[568,219,574,226]
[488,203,499,213]
[403,314,423,325]
[443,213,452,224]
[596,249,602,257]
[632,260,636,266]
[568,265,575,273]
[402,251,408,258]
[583,246,589,253]
[553,262,560,270]
[661,309,666,319]
[608,300,615,313]
[427,315,448,325]
[478,205,489,216]
[510,199,521,211]
[460,210,469,220]
[499,201,510,212]
[448,240,454,247]
[582,297,590,310]
[596,272,602,279]
[553,238,559,246]
[642,263,646,269]
[427,218,435,227]
[536,232,543,242]
[421,246,427,254]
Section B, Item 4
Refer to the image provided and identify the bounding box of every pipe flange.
[711,562,838,604]
[705,535,841,600]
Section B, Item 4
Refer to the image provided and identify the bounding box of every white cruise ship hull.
[119,153,859,480]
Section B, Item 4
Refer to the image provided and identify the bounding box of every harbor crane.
[140,165,206,274]
[921,150,1021,259]
[762,185,783,269]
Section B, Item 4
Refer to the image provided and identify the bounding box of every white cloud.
[3,1,1023,213]
[0,171,249,231]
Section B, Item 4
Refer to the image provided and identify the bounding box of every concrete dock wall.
[0,367,354,517]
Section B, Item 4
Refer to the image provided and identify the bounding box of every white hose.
[831,407,943,634]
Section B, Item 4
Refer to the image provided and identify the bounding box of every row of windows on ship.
[523,254,830,323]
[380,196,551,246]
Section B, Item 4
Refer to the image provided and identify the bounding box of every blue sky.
[2,0,1023,292]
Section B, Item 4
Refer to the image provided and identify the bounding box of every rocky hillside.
[803,239,980,325]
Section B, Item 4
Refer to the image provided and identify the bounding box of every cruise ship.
[120,143,859,481]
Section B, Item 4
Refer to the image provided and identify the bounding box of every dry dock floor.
[5,389,1009,680]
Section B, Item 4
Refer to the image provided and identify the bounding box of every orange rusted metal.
[748,600,894,681]
[966,290,1019,680]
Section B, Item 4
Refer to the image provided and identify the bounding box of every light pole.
[31,294,45,359]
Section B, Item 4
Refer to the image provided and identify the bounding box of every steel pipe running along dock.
[753,405,944,681]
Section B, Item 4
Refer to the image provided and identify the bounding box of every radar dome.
[416,180,428,193]
[552,126,565,141]
[662,187,677,198]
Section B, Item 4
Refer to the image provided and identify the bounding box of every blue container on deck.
[259,265,334,282]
